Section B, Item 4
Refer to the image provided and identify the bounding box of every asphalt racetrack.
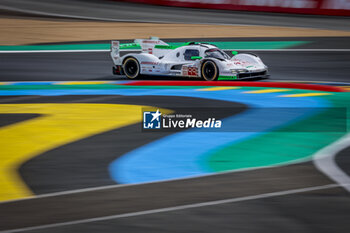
[0,9,350,233]
[1,37,350,82]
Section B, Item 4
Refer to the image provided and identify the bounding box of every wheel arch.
[123,56,141,79]
[122,55,138,64]
[200,58,221,69]
[201,59,220,81]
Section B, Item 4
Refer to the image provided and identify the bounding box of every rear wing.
[134,37,169,56]
[111,37,171,64]
[110,40,120,64]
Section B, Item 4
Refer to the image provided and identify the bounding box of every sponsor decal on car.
[142,40,160,44]
[141,62,159,65]
[232,59,252,66]
[182,66,198,77]
[220,71,235,76]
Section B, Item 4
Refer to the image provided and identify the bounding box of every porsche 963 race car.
[111,38,269,81]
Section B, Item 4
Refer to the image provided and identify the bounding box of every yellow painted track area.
[197,87,240,91]
[0,103,149,201]
[243,88,290,94]
[280,93,333,97]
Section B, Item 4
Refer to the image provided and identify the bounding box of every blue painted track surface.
[108,88,328,184]
[0,86,329,183]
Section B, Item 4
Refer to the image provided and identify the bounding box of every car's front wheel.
[201,60,218,81]
[123,57,140,79]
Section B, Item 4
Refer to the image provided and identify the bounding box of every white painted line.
[228,49,350,52]
[0,49,141,53]
[0,183,343,233]
[0,49,141,54]
[1,49,350,53]
[0,50,109,53]
[0,49,134,53]
[313,133,350,192]
[0,156,312,205]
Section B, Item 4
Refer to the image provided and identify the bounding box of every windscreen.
[205,48,230,60]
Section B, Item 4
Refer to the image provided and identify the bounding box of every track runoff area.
[0,37,350,233]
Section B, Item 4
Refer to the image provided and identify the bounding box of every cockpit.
[205,48,230,60]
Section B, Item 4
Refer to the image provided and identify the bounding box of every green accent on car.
[182,42,196,45]
[190,56,202,60]
[154,45,176,49]
[218,76,237,80]
[119,43,141,50]
[231,51,238,55]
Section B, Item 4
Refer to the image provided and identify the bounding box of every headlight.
[231,69,248,73]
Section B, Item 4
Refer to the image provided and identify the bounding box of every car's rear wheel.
[201,60,218,81]
[123,57,140,79]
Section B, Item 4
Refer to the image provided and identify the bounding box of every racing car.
[110,37,269,81]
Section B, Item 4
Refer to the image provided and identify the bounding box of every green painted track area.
[205,91,350,172]
[0,41,309,51]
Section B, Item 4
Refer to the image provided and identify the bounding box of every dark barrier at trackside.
[116,0,350,16]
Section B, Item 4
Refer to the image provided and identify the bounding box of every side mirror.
[231,51,238,56]
[191,56,202,60]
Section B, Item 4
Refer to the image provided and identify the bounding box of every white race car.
[110,37,269,81]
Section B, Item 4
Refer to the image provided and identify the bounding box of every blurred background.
[0,0,349,232]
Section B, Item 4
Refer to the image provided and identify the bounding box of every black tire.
[123,57,140,79]
[201,60,218,81]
